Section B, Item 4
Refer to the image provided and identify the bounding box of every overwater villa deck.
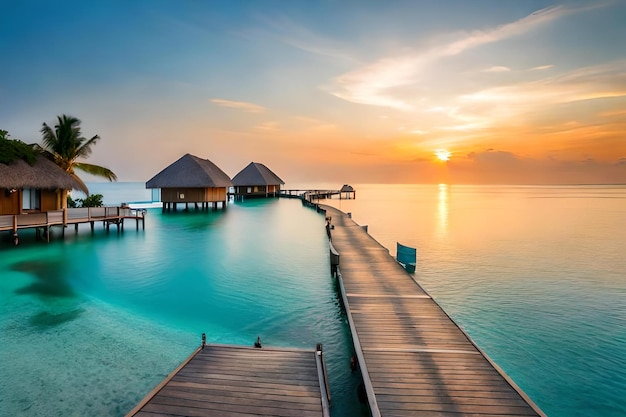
[0,207,146,245]
[127,342,331,417]
[320,204,546,417]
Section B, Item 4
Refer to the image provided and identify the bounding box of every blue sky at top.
[1,0,625,184]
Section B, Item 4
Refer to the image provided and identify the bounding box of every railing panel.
[105,207,119,217]
[67,208,89,220]
[89,207,106,218]
[47,210,64,224]
[17,213,47,226]
[0,215,14,229]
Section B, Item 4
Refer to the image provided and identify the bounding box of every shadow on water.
[11,260,76,298]
[29,308,85,328]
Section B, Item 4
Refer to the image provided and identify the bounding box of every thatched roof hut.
[0,156,81,215]
[340,184,354,193]
[0,156,81,190]
[231,162,284,198]
[232,162,285,186]
[146,153,232,189]
[146,153,232,211]
[339,184,356,199]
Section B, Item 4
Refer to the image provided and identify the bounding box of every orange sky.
[2,1,625,184]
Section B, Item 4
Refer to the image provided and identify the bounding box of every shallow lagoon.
[0,197,366,416]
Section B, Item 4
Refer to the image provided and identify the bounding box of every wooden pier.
[127,342,331,417]
[0,206,146,245]
[320,204,546,417]
[279,187,355,201]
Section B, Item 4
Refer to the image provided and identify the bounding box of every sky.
[1,0,625,185]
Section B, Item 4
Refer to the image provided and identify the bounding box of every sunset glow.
[435,150,451,162]
[1,1,625,184]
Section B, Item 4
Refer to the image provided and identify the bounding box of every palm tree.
[39,114,117,194]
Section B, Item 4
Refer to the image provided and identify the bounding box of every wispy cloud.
[330,5,578,110]
[254,121,279,131]
[530,64,554,71]
[253,14,355,62]
[485,66,512,73]
[211,98,266,113]
[461,60,626,108]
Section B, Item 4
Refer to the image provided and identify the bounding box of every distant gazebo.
[231,162,285,199]
[340,184,356,199]
[146,153,232,212]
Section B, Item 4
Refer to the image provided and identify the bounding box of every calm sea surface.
[322,183,626,417]
[1,183,625,417]
[0,185,365,416]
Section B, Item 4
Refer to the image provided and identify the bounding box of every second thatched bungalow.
[146,153,232,211]
[231,162,285,199]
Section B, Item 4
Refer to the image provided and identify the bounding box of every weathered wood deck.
[127,343,330,417]
[321,204,546,417]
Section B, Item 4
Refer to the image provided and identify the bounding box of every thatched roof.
[231,162,285,186]
[146,153,232,189]
[340,184,354,192]
[0,155,82,190]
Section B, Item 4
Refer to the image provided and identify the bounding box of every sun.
[435,149,451,161]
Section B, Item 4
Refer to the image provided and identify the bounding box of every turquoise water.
[0,195,366,416]
[3,183,625,417]
[323,184,626,417]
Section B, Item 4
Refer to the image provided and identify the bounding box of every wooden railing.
[0,207,146,233]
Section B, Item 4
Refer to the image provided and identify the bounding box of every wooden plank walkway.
[127,343,330,417]
[321,205,546,417]
[0,207,145,245]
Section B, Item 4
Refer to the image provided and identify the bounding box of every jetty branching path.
[127,343,331,417]
[321,204,546,417]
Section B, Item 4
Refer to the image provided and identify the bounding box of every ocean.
[322,183,626,417]
[1,185,365,416]
[1,182,625,416]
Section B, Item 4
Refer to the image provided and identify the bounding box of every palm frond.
[76,134,100,159]
[71,173,89,195]
[39,114,117,185]
[75,162,118,181]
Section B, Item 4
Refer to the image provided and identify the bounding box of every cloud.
[467,149,522,165]
[449,149,626,184]
[330,5,575,109]
[530,65,554,71]
[211,98,266,113]
[252,14,355,62]
[254,121,279,131]
[461,60,626,108]
[485,66,512,73]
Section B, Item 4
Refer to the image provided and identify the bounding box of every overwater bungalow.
[1,155,146,245]
[231,161,285,199]
[146,153,232,211]
[0,155,80,215]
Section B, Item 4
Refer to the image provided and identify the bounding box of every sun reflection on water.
[437,183,449,238]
